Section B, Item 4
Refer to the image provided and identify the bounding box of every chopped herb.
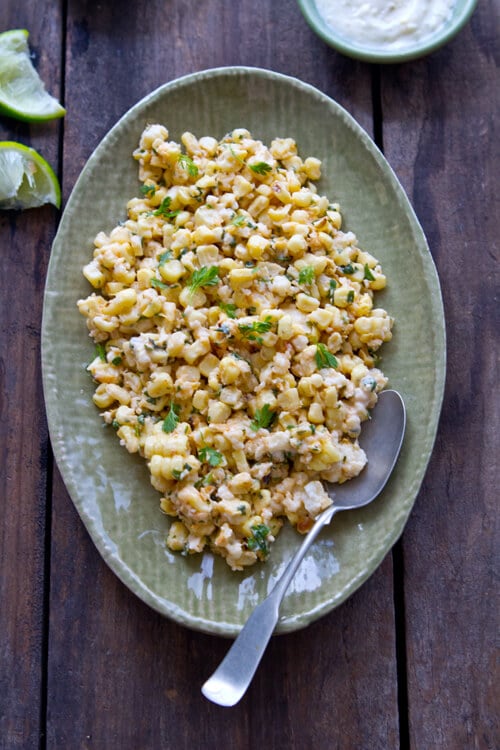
[195,472,215,489]
[151,278,170,291]
[172,463,192,481]
[198,446,223,467]
[367,347,381,365]
[153,196,180,219]
[361,375,377,392]
[250,403,276,431]
[347,290,355,303]
[214,322,232,336]
[315,343,338,370]
[230,213,247,227]
[96,343,106,362]
[228,145,245,164]
[231,352,253,372]
[158,250,172,265]
[340,263,355,275]
[219,302,238,318]
[309,423,316,434]
[238,315,273,343]
[111,356,122,366]
[364,264,375,281]
[138,414,146,425]
[177,153,198,177]
[112,420,120,430]
[298,265,315,285]
[328,279,337,301]
[162,402,180,433]
[249,161,272,175]
[237,504,247,515]
[247,523,271,556]
[140,184,156,197]
[187,266,219,297]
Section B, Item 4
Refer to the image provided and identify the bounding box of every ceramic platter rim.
[42,67,446,636]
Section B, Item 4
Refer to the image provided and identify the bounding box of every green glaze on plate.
[42,67,445,636]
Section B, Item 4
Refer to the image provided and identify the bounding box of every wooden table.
[1,2,497,748]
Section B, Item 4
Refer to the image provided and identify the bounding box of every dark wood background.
[0,1,498,748]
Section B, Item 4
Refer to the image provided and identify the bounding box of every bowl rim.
[296,0,478,63]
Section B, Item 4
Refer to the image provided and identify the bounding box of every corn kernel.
[159,260,184,283]
[308,402,324,424]
[296,293,319,313]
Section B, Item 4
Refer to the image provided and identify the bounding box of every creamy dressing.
[315,0,456,50]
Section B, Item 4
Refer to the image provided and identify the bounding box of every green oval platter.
[42,67,446,636]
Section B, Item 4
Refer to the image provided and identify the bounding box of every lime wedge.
[0,141,61,209]
[0,29,65,121]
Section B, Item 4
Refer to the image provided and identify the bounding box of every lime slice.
[0,29,65,121]
[0,141,61,209]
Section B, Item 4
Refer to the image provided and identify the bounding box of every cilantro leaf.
[172,463,192,481]
[249,161,272,175]
[246,524,271,556]
[153,196,180,219]
[187,266,220,297]
[230,213,247,227]
[238,316,273,343]
[96,343,106,362]
[298,265,315,285]
[315,343,338,370]
[140,184,156,197]
[363,264,375,281]
[218,301,238,319]
[151,278,170,291]
[328,278,337,301]
[250,403,276,431]
[162,402,180,433]
[158,250,172,266]
[177,153,199,177]
[340,263,355,275]
[198,446,223,467]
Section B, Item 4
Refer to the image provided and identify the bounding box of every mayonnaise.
[315,0,456,50]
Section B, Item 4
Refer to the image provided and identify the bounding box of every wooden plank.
[46,1,399,747]
[380,2,499,747]
[0,4,64,748]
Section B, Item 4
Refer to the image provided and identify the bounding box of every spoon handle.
[201,505,337,707]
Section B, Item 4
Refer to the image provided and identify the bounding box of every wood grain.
[0,4,64,748]
[381,2,499,747]
[1,0,497,747]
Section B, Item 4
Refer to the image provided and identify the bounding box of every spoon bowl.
[327,388,407,511]
[202,390,406,707]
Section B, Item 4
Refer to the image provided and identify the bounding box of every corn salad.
[77,124,393,570]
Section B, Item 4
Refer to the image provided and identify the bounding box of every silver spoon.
[201,389,406,707]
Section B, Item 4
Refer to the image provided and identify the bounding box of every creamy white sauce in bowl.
[296,0,478,62]
[315,0,455,51]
